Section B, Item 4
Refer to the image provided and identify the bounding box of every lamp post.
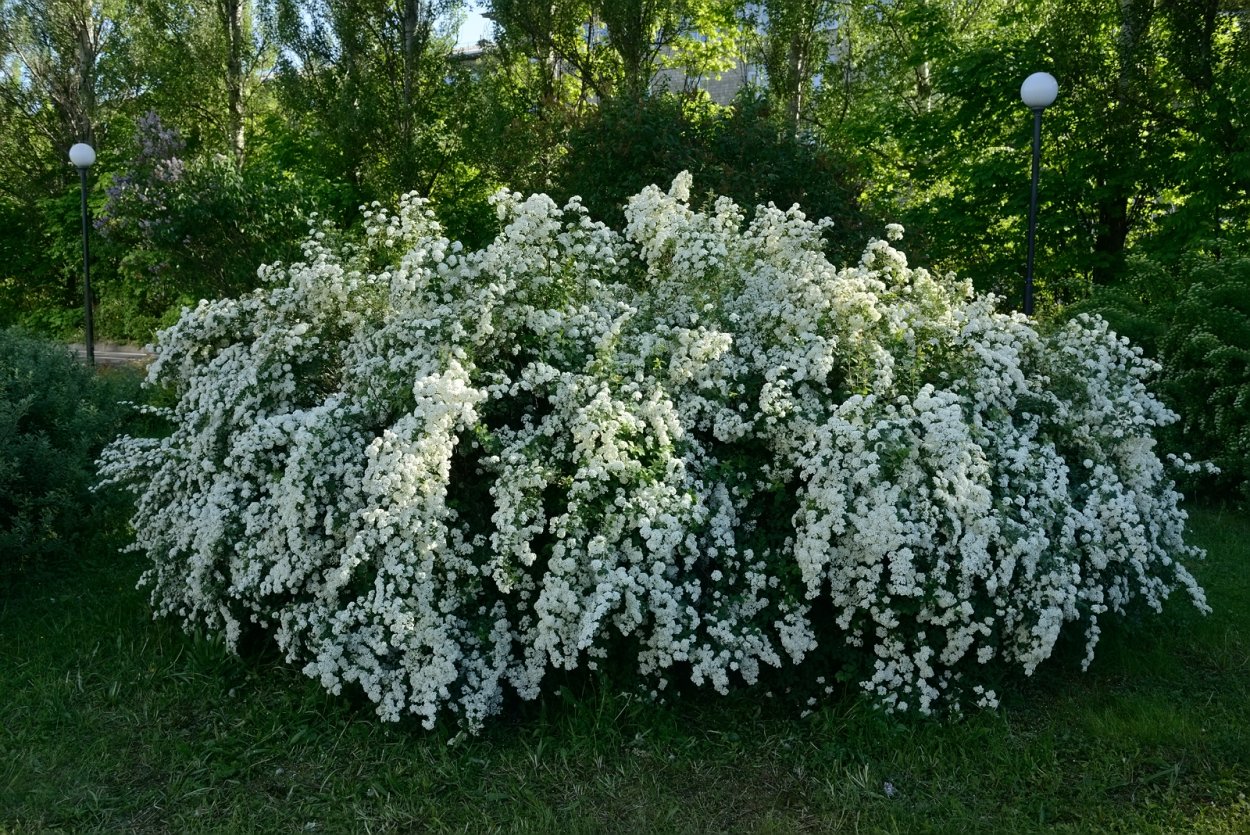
[68,142,96,365]
[1020,72,1058,316]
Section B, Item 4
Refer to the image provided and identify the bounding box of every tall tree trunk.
[1091,0,1156,284]
[787,29,805,136]
[220,0,246,169]
[74,1,97,147]
[1094,183,1130,284]
[402,0,421,107]
[915,60,932,113]
[399,0,427,188]
[1116,0,1155,96]
[763,0,836,138]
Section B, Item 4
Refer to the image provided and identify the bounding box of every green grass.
[2,507,1247,833]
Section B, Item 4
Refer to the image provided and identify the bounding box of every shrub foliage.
[1072,247,1250,501]
[101,177,1208,728]
[1,329,140,569]
[555,95,865,263]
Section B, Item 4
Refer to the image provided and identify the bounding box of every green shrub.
[0,329,141,571]
[1073,244,1250,501]
[1158,250,1250,500]
[555,94,867,263]
[1060,254,1173,358]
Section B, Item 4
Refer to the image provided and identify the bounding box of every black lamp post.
[1019,72,1058,316]
[69,142,96,365]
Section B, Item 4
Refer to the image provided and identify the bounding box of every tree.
[554,93,865,258]
[747,0,839,136]
[806,0,1250,308]
[115,0,267,166]
[0,0,127,320]
[487,0,743,103]
[219,0,247,166]
[0,0,111,150]
[270,0,466,201]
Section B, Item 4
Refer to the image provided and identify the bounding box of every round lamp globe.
[1020,72,1059,109]
[68,143,96,168]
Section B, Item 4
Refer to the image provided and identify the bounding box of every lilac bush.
[100,175,1208,728]
[95,112,309,337]
[96,111,187,273]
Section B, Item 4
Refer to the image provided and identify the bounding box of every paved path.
[69,343,152,367]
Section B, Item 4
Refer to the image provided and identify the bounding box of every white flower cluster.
[99,174,1209,728]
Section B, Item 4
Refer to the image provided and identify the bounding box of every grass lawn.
[2,506,1247,833]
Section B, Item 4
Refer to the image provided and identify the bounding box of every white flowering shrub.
[100,174,1209,728]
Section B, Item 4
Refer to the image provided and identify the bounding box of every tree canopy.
[1,0,1247,340]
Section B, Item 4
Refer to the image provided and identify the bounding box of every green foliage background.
[2,0,1248,494]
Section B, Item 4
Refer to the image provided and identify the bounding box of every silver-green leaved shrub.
[99,174,1208,728]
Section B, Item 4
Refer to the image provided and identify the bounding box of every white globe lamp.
[68,142,97,169]
[68,142,97,363]
[1020,72,1059,110]
[1020,73,1058,315]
